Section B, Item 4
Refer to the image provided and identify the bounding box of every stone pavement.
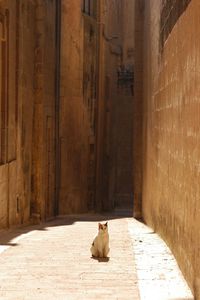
[0,213,194,300]
[128,218,194,300]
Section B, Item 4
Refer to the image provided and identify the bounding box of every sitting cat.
[90,222,110,258]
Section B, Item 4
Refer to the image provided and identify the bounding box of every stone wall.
[31,0,57,221]
[142,0,200,295]
[133,0,144,218]
[96,0,134,211]
[59,0,96,214]
[0,0,57,229]
[0,0,36,228]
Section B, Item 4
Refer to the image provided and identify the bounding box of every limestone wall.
[142,0,200,295]
[0,0,57,228]
[59,0,96,213]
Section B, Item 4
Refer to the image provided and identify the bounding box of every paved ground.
[128,218,194,300]
[0,213,194,300]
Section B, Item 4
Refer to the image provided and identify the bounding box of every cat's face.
[98,222,108,233]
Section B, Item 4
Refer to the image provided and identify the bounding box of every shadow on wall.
[0,210,132,248]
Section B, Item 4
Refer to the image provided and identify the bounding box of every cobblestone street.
[0,214,193,300]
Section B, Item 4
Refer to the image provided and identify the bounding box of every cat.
[90,222,110,258]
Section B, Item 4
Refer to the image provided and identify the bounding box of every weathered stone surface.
[141,0,200,296]
[96,0,134,211]
[0,0,57,228]
[59,0,90,214]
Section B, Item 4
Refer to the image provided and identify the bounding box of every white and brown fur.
[90,222,110,258]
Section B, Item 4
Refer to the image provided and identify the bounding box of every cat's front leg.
[98,249,104,258]
[103,246,110,258]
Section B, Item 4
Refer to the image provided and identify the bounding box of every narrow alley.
[0,213,193,300]
[0,0,199,299]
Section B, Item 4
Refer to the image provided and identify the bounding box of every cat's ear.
[98,223,102,230]
[105,222,108,227]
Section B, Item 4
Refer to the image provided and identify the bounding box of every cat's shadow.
[91,256,110,263]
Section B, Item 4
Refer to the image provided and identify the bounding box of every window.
[0,11,8,164]
[82,0,97,18]
[0,8,17,165]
